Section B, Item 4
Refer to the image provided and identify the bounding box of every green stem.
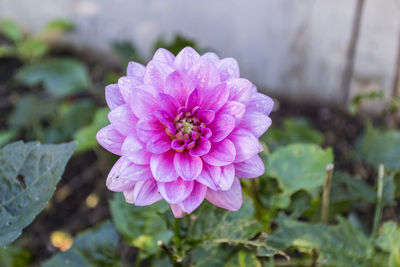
[134,249,142,267]
[372,164,384,238]
[321,164,334,223]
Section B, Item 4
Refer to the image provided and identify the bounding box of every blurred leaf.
[43,221,121,267]
[224,250,261,267]
[190,201,282,257]
[330,172,375,204]
[109,193,173,258]
[0,141,76,246]
[382,173,396,207]
[356,124,400,171]
[375,221,400,267]
[0,245,32,267]
[16,58,90,97]
[16,37,48,61]
[8,94,56,128]
[0,20,23,43]
[267,143,333,196]
[74,107,109,153]
[268,214,382,266]
[187,245,235,267]
[112,41,140,68]
[349,91,384,115]
[45,19,75,33]
[0,129,18,147]
[0,45,16,57]
[263,117,324,150]
[44,100,97,143]
[153,34,198,55]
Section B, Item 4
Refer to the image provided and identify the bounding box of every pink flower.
[97,47,273,217]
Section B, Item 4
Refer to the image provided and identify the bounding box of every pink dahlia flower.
[97,47,273,217]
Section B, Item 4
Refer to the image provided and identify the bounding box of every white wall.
[1,0,399,110]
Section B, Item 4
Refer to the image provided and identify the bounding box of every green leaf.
[190,201,282,257]
[43,221,121,267]
[263,117,324,150]
[109,193,173,258]
[45,19,75,33]
[268,214,381,266]
[375,221,400,267]
[0,245,32,267]
[16,37,48,61]
[8,94,56,129]
[267,143,333,196]
[44,100,97,143]
[0,129,18,148]
[356,125,400,171]
[0,19,23,43]
[224,250,261,267]
[0,141,76,246]
[153,34,199,55]
[73,107,109,153]
[186,245,236,267]
[112,41,141,68]
[16,58,90,97]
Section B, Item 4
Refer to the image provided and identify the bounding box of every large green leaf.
[268,214,383,266]
[0,141,75,246]
[0,245,32,267]
[109,193,173,258]
[267,143,333,196]
[16,58,90,97]
[263,117,324,150]
[73,107,109,153]
[356,125,400,171]
[0,19,23,43]
[43,221,121,267]
[375,221,400,267]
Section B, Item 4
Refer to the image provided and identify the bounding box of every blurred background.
[1,0,399,110]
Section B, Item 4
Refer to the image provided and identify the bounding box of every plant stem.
[321,164,334,223]
[134,249,142,267]
[372,164,384,238]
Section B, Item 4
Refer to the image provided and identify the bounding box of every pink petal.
[216,164,235,191]
[129,88,159,118]
[121,134,151,164]
[240,112,272,137]
[235,155,265,178]
[174,151,203,181]
[190,139,211,157]
[123,187,136,204]
[229,129,262,163]
[127,62,146,78]
[189,59,220,90]
[170,204,185,218]
[219,101,246,121]
[153,48,175,65]
[175,47,201,72]
[206,177,242,211]
[157,177,194,204]
[158,93,180,115]
[179,182,207,213]
[247,92,274,116]
[201,52,219,62]
[201,83,229,111]
[208,114,235,142]
[202,139,236,166]
[146,133,171,154]
[105,84,124,110]
[106,157,151,191]
[165,71,194,105]
[196,109,215,124]
[144,61,174,93]
[195,163,220,190]
[133,179,162,206]
[118,76,142,103]
[150,150,179,182]
[227,78,253,104]
[216,58,240,81]
[185,89,200,111]
[154,109,174,126]
[107,104,138,136]
[136,116,164,143]
[96,125,125,155]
